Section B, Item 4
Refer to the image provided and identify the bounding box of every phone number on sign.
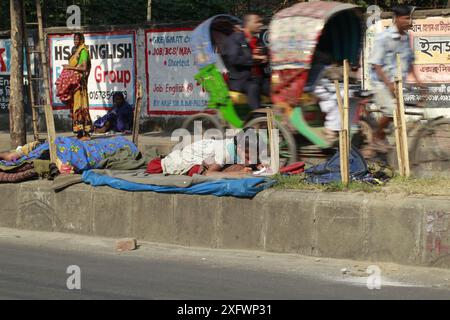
[89,90,128,101]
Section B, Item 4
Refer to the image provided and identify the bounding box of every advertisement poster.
[48,31,136,115]
[408,18,450,106]
[0,39,11,112]
[145,28,209,115]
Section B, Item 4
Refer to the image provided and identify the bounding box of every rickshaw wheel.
[244,116,297,166]
[181,113,224,136]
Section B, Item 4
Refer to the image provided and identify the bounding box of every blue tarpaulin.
[82,170,274,198]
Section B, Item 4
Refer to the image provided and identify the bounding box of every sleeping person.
[146,130,266,177]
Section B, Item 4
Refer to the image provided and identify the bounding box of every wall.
[1,8,450,133]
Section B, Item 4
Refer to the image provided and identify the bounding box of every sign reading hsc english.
[48,31,136,110]
[145,29,208,115]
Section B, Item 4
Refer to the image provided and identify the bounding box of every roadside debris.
[115,238,137,252]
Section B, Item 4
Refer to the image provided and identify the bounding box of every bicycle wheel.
[410,118,450,176]
[244,116,297,166]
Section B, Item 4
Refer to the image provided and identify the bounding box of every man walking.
[369,4,422,150]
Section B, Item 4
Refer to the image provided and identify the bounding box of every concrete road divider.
[1,180,450,268]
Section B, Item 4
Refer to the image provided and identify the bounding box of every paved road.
[1,229,450,300]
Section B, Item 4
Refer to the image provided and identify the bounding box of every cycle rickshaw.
[186,1,415,166]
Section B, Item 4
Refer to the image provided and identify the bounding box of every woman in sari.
[62,33,93,141]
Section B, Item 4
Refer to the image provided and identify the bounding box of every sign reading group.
[48,31,136,112]
[145,28,208,115]
[0,39,11,112]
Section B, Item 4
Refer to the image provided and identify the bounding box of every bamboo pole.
[392,84,404,175]
[334,78,349,187]
[396,54,410,177]
[266,108,279,174]
[36,0,57,163]
[338,60,351,187]
[343,60,350,151]
[22,1,39,142]
[132,82,142,147]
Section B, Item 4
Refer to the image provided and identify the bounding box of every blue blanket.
[82,170,273,198]
[55,136,138,172]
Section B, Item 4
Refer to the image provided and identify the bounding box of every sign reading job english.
[48,31,136,115]
[0,39,11,112]
[145,29,208,115]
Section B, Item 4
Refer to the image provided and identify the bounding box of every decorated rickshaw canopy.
[269,1,363,71]
[191,14,242,69]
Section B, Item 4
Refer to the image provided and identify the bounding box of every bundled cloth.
[279,162,305,175]
[0,163,38,183]
[305,147,393,185]
[55,69,83,102]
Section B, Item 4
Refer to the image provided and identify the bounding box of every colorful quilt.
[55,136,139,172]
[0,136,139,173]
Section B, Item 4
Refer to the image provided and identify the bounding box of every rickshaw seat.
[229,91,271,105]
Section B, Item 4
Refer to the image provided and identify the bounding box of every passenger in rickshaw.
[222,13,270,110]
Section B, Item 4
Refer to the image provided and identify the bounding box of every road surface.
[1,228,450,300]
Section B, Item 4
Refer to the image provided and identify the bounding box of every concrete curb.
[1,181,450,268]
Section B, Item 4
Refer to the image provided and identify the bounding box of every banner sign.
[48,31,136,110]
[0,39,11,112]
[411,18,450,84]
[145,28,209,115]
[364,17,450,107]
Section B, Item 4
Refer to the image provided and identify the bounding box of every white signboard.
[48,31,136,117]
[145,28,209,115]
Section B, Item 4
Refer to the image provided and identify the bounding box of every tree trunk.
[9,0,26,148]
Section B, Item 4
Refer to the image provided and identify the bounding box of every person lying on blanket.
[0,136,139,174]
[0,141,41,162]
[147,130,266,177]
